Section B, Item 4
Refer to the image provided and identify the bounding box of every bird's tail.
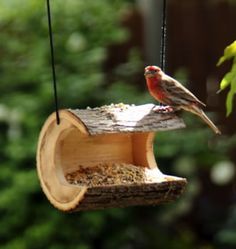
[187,105,221,135]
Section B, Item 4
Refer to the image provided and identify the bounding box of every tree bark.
[69,103,185,135]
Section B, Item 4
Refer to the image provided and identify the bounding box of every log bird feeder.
[37,103,187,212]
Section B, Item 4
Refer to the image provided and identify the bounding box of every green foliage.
[217,41,236,116]
[0,1,140,248]
[216,205,236,247]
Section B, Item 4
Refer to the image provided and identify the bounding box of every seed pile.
[66,163,162,187]
[87,103,130,112]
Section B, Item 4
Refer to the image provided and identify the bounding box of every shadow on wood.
[37,104,187,212]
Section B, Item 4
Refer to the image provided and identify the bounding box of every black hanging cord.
[46,0,60,125]
[160,0,167,72]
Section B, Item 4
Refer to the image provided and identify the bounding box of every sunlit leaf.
[217,72,233,93]
[226,81,236,116]
[226,90,234,116]
[218,42,236,116]
[217,40,236,66]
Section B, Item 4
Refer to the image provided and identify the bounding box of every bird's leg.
[152,105,175,113]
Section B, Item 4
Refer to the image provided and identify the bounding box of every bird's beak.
[144,71,154,77]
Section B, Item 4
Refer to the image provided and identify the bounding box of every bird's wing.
[162,74,206,107]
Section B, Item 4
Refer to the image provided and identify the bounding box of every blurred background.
[0,0,236,248]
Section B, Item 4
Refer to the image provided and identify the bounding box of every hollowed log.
[37,104,187,211]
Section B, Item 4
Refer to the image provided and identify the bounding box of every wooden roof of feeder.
[37,103,187,212]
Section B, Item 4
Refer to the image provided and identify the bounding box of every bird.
[144,65,221,134]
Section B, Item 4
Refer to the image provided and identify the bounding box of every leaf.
[217,72,233,93]
[217,40,236,66]
[226,90,234,116]
[226,78,236,116]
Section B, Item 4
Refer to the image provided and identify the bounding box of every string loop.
[46,0,60,125]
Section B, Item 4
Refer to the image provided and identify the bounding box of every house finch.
[144,65,221,134]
